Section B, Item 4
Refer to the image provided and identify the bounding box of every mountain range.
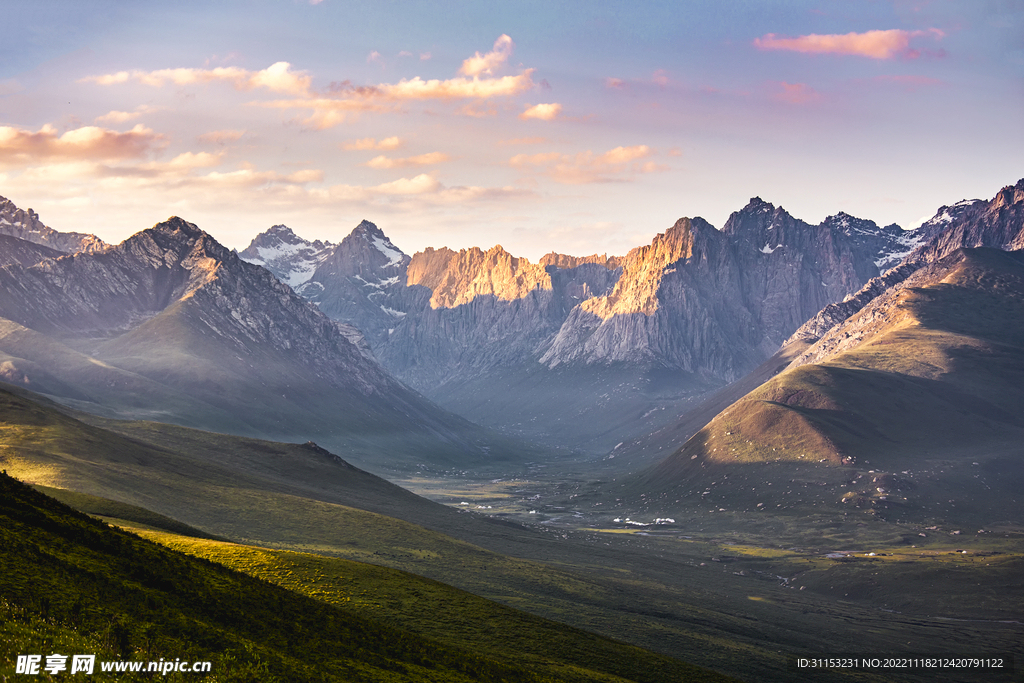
[240,196,932,454]
[620,179,1024,526]
[0,212,536,474]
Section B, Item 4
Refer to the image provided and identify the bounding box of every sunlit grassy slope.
[122,526,734,683]
[0,471,562,683]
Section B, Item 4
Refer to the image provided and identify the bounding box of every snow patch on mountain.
[371,235,404,267]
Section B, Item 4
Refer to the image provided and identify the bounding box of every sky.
[1,0,1021,260]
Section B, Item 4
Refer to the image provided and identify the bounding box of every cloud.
[652,69,670,86]
[366,152,451,169]
[420,52,432,61]
[255,97,391,130]
[754,29,945,60]
[94,105,161,124]
[83,62,312,95]
[372,174,441,195]
[0,124,164,166]
[197,129,246,144]
[367,51,383,64]
[343,136,402,151]
[772,81,820,104]
[85,37,535,132]
[519,103,562,121]
[377,71,534,100]
[605,77,627,89]
[510,145,661,184]
[459,34,514,77]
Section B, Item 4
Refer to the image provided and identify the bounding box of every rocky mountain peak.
[338,220,406,270]
[128,217,233,267]
[406,244,552,309]
[579,217,695,320]
[0,194,109,255]
[538,252,623,270]
[351,219,386,239]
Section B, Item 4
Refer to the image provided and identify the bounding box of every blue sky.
[1,1,1021,259]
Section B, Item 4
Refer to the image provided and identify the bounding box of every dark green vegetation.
[0,471,602,683]
[127,527,735,683]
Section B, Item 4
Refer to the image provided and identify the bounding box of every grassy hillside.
[125,526,734,683]
[0,471,557,683]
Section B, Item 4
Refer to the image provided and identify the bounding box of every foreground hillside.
[0,471,551,683]
[1,472,743,682]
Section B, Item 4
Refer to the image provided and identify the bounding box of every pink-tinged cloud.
[754,28,945,60]
[379,71,535,100]
[652,69,670,86]
[459,34,514,77]
[344,136,402,151]
[510,145,658,184]
[605,77,627,89]
[256,98,391,129]
[373,174,441,195]
[519,103,562,121]
[197,129,245,144]
[0,124,164,164]
[366,152,451,169]
[84,62,312,95]
[95,105,160,124]
[773,81,820,104]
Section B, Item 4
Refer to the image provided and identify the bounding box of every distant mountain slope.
[0,233,64,267]
[0,194,108,254]
[0,215,531,471]
[788,178,1024,352]
[629,247,1024,526]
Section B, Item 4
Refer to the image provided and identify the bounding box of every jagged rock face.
[820,212,914,273]
[0,234,64,268]
[538,252,622,270]
[540,203,898,380]
[910,179,1024,263]
[783,178,1024,351]
[406,245,552,309]
[0,195,108,254]
[241,220,410,348]
[379,260,619,387]
[238,224,334,290]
